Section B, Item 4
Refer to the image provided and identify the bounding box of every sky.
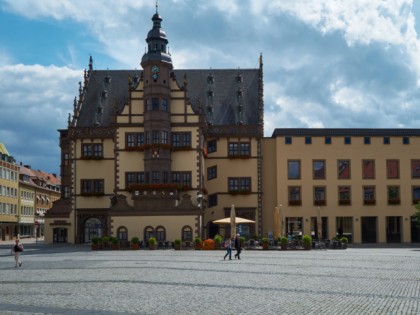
[1,0,420,175]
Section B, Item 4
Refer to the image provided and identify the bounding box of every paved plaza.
[0,240,419,315]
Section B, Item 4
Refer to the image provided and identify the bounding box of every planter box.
[131,243,140,250]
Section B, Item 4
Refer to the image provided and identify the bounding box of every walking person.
[234,234,242,260]
[224,237,232,260]
[11,239,23,268]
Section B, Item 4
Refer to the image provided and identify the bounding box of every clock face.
[151,65,160,80]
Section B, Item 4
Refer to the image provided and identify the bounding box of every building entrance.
[361,216,377,243]
[84,217,103,243]
[386,216,401,243]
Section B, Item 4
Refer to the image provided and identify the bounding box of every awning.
[213,217,256,224]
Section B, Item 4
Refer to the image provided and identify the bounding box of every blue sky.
[1,0,420,175]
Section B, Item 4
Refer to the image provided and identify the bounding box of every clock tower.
[140,7,173,185]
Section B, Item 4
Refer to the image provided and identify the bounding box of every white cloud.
[0,63,81,172]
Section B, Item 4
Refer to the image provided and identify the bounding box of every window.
[172,172,191,187]
[314,186,326,205]
[82,144,92,158]
[403,137,409,145]
[240,143,250,156]
[81,179,104,196]
[363,186,375,205]
[162,131,168,144]
[208,194,218,208]
[152,171,160,184]
[207,140,217,153]
[126,172,145,187]
[413,186,420,204]
[288,186,301,205]
[338,186,351,205]
[161,99,168,111]
[362,160,375,179]
[228,177,251,193]
[285,136,292,144]
[325,137,331,144]
[156,226,166,241]
[152,98,159,111]
[364,137,371,144]
[144,226,154,241]
[344,137,351,145]
[338,160,350,179]
[152,130,159,144]
[288,160,300,180]
[386,160,399,179]
[207,166,217,180]
[126,133,144,147]
[172,132,191,148]
[313,160,326,179]
[93,144,103,158]
[388,186,400,205]
[305,137,312,144]
[63,153,70,166]
[182,226,193,241]
[383,137,390,144]
[411,160,420,179]
[228,143,238,156]
[117,227,128,241]
[145,99,151,111]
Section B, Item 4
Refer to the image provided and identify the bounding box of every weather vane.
[156,1,158,14]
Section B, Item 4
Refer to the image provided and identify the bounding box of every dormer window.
[207,74,214,84]
[208,90,214,98]
[236,74,243,83]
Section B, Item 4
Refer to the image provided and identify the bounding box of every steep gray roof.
[76,68,261,128]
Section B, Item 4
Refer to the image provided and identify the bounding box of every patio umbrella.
[230,204,236,238]
[273,206,280,239]
[279,205,284,237]
[213,217,256,224]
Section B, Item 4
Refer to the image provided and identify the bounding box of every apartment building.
[0,143,19,241]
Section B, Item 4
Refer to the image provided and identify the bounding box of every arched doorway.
[84,217,103,243]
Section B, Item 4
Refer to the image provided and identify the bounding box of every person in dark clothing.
[234,234,242,259]
[11,239,23,268]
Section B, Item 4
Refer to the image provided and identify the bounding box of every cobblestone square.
[0,241,419,315]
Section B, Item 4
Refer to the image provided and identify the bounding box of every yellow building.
[45,10,263,245]
[0,143,19,241]
[262,129,420,244]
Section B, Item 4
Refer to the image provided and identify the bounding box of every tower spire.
[156,0,158,14]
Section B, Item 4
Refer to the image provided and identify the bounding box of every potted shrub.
[174,238,181,250]
[340,236,348,249]
[261,237,269,250]
[302,235,312,250]
[193,237,202,250]
[111,236,120,250]
[131,236,140,250]
[149,237,157,250]
[214,235,223,250]
[91,236,99,250]
[280,236,288,250]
